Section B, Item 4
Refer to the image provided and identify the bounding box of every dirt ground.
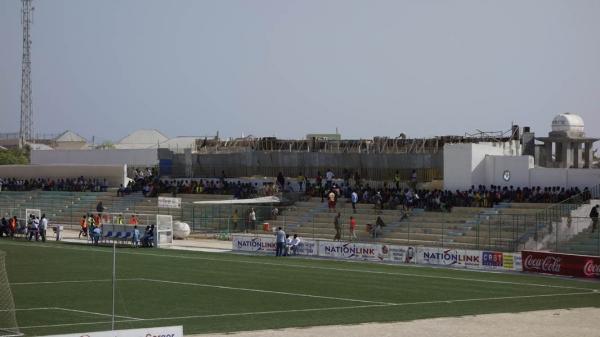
[191,307,600,337]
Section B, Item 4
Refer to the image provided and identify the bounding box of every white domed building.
[537,113,597,168]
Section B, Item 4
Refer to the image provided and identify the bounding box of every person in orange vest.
[129,214,139,225]
[9,216,17,238]
[79,215,88,238]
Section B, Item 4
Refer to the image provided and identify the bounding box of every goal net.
[0,251,20,337]
[156,215,173,248]
[25,209,41,221]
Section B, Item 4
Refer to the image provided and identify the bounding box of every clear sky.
[1,0,599,144]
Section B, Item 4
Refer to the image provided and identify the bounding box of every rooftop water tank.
[551,113,584,133]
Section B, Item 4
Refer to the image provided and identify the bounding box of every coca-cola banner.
[522,251,600,279]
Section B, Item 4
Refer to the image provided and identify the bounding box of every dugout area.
[1,241,599,337]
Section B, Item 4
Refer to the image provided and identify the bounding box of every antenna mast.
[19,0,34,148]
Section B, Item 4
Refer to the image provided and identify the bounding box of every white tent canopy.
[193,196,280,205]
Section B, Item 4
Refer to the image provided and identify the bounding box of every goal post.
[0,251,21,337]
[156,215,173,248]
[25,209,41,221]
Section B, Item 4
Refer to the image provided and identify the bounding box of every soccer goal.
[0,251,21,337]
[156,215,173,248]
[25,208,41,221]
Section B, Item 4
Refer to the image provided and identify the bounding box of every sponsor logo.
[523,255,561,273]
[146,334,175,337]
[482,252,503,267]
[236,238,275,251]
[422,249,480,265]
[583,260,600,277]
[324,243,375,257]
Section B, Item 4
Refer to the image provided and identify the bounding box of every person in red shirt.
[129,215,139,225]
[349,216,357,241]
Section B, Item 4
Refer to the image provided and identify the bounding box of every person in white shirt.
[39,214,48,242]
[290,234,301,255]
[29,216,39,241]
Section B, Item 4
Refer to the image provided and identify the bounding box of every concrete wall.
[0,164,127,186]
[164,151,444,181]
[530,168,600,189]
[483,155,534,188]
[444,141,600,190]
[31,149,158,167]
[444,142,513,190]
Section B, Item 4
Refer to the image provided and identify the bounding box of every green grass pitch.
[1,240,599,336]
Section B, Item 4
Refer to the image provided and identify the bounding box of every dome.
[551,113,584,133]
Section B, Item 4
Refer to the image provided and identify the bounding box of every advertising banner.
[317,242,415,263]
[42,326,183,337]
[522,250,600,279]
[416,247,481,268]
[231,235,317,256]
[158,197,181,209]
[480,251,522,271]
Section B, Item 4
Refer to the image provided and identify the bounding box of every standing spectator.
[132,225,140,247]
[96,201,105,215]
[410,169,418,189]
[248,208,256,230]
[325,169,335,190]
[79,215,88,238]
[9,216,17,238]
[129,214,139,225]
[333,212,341,241]
[349,216,357,241]
[328,190,337,212]
[0,217,8,237]
[28,216,39,241]
[275,227,286,257]
[232,209,239,232]
[297,173,305,192]
[276,172,285,190]
[39,214,48,242]
[590,205,599,233]
[351,190,358,214]
[394,171,401,190]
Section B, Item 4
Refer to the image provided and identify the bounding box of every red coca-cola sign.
[522,251,600,279]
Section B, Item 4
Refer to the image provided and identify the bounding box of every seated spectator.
[289,234,301,255]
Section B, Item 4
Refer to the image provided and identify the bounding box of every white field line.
[54,307,142,321]
[0,307,55,312]
[1,241,597,292]
[17,291,599,330]
[128,278,396,305]
[0,306,141,321]
[11,279,111,286]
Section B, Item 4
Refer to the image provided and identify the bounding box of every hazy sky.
[1,0,599,144]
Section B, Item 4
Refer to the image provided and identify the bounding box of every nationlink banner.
[42,325,183,337]
[232,235,520,271]
[318,241,416,264]
[232,235,317,256]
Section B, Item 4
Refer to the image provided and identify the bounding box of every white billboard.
[42,326,183,337]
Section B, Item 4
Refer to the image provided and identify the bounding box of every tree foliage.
[0,148,29,165]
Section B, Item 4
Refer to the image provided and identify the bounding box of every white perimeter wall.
[484,155,534,188]
[444,142,512,191]
[31,149,158,167]
[444,143,600,190]
[0,165,127,187]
